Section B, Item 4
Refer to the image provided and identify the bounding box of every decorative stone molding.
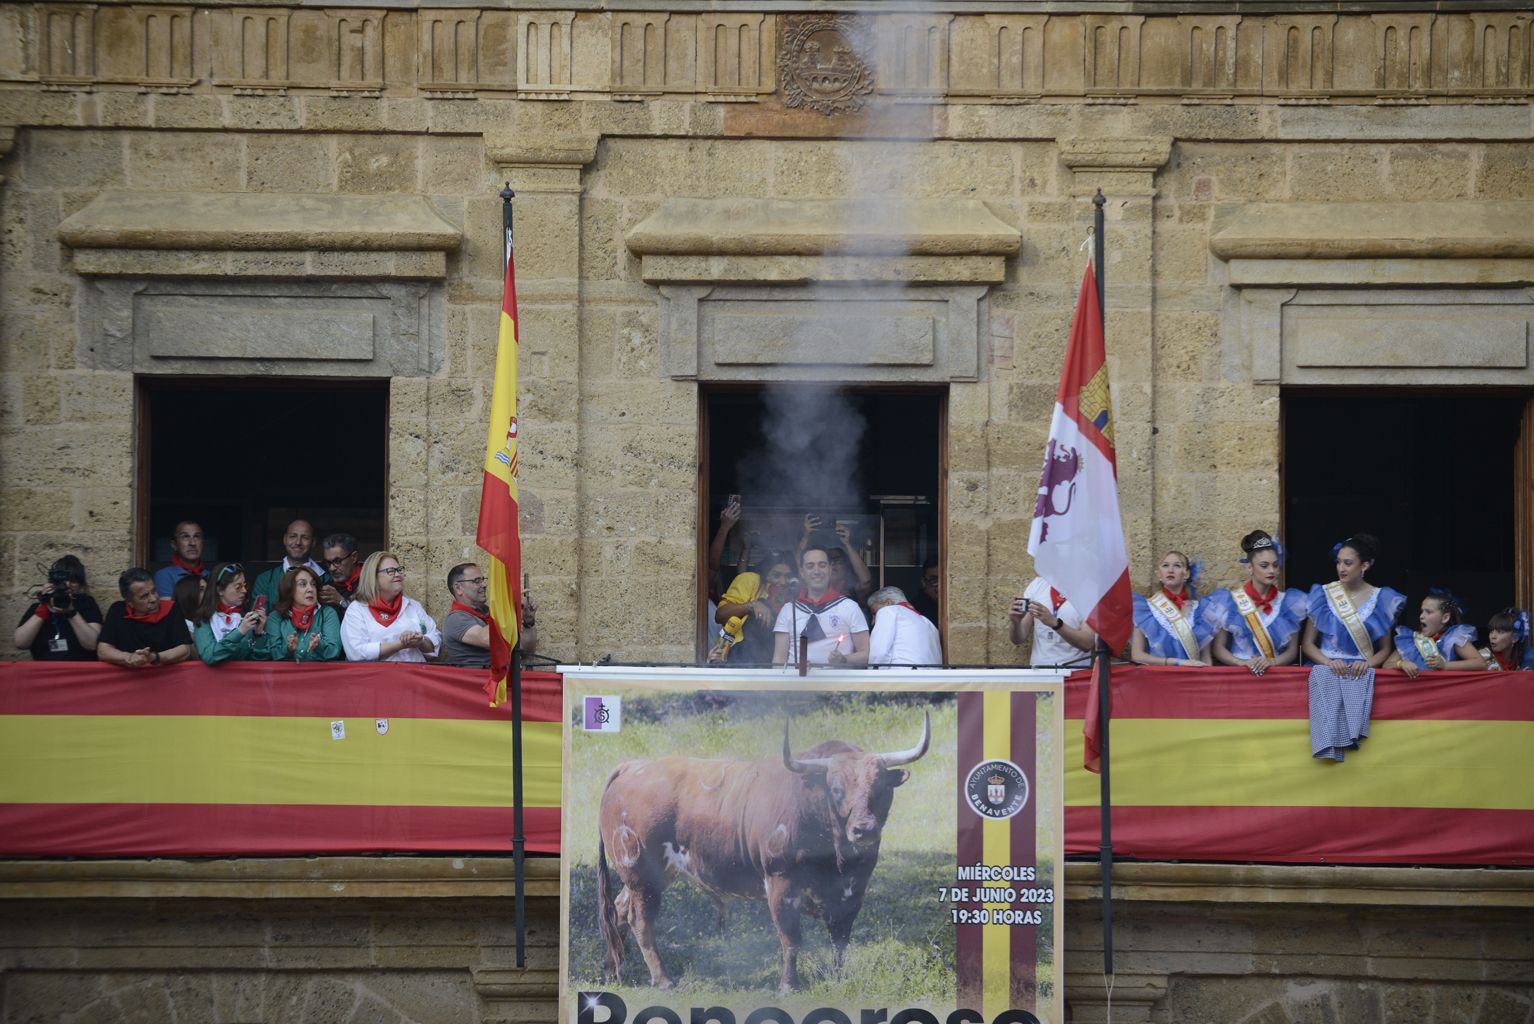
[1213,201,1534,386]
[486,132,600,194]
[5,4,1522,105]
[627,198,1017,383]
[777,14,875,115]
[58,191,461,280]
[1065,971,1168,1024]
[60,191,461,255]
[627,198,1020,272]
[473,967,559,1023]
[1211,200,1534,261]
[1058,136,1173,197]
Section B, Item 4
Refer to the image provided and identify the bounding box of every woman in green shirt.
[193,562,269,664]
[266,567,342,663]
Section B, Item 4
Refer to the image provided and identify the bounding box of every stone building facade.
[2,2,1531,661]
[1,5,1533,1020]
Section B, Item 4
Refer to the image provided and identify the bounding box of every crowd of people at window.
[16,518,537,670]
[1012,530,1533,675]
[16,512,1533,675]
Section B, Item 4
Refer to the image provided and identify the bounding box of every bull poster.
[559,668,1066,1024]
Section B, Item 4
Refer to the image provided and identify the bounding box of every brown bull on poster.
[595,711,931,992]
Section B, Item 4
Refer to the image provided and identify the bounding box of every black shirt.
[912,590,940,625]
[98,602,193,654]
[16,595,103,661]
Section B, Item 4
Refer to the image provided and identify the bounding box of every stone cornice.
[3,857,1528,908]
[1,5,1528,107]
[1058,137,1174,173]
[59,191,462,252]
[1210,200,1534,260]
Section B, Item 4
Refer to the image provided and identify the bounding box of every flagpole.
[1092,187,1115,980]
[501,181,528,971]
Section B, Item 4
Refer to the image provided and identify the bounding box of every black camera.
[46,568,73,609]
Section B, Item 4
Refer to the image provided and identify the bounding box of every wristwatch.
[149,650,161,665]
[1053,616,1065,631]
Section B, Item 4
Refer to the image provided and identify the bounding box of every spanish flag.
[476,221,523,706]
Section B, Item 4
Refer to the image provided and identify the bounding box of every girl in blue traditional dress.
[1300,533,1407,678]
[1203,530,1308,676]
[1390,589,1483,677]
[1130,550,1212,666]
[1479,607,1534,671]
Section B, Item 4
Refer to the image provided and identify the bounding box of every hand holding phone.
[253,595,269,613]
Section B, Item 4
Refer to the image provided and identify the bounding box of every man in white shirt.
[1009,576,1097,667]
[772,545,869,667]
[867,587,943,667]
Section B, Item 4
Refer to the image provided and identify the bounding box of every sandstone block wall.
[0,5,1530,663]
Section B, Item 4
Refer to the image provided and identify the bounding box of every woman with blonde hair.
[1129,550,1212,666]
[340,551,440,662]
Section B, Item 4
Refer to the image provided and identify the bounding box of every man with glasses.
[251,519,325,609]
[318,532,361,617]
[439,563,538,668]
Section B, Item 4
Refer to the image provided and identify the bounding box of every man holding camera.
[97,568,194,669]
[13,556,102,660]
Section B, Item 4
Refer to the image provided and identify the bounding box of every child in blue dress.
[1130,550,1212,666]
[1300,533,1407,678]
[1480,607,1534,671]
[1391,589,1483,677]
[1203,530,1308,676]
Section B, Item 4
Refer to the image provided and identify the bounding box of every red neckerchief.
[1429,631,1443,642]
[1244,582,1276,615]
[290,602,318,631]
[895,601,919,613]
[367,593,403,627]
[1049,588,1066,613]
[216,602,243,616]
[451,600,490,623]
[797,586,846,612]
[171,554,205,576]
[333,566,362,595]
[1161,586,1188,611]
[125,600,173,624]
[1494,648,1516,671]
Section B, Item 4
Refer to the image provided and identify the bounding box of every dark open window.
[1283,389,1531,632]
[138,378,388,572]
[699,385,946,656]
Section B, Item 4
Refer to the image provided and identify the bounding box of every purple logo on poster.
[582,696,621,732]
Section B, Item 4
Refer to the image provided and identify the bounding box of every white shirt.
[283,556,325,577]
[341,595,442,663]
[209,610,242,643]
[869,603,943,667]
[1023,577,1094,667]
[773,593,868,665]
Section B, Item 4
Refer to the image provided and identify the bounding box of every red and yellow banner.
[1065,665,1534,864]
[0,662,562,856]
[477,230,523,706]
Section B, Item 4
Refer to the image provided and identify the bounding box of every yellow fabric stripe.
[1064,719,1534,809]
[981,690,1011,1019]
[0,717,561,808]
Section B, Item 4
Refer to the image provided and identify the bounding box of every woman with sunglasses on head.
[1301,533,1406,678]
[191,561,269,664]
[1129,549,1213,666]
[1479,608,1534,672]
[267,566,342,662]
[1203,531,1308,676]
[341,551,440,663]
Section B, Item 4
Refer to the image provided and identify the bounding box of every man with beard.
[440,562,538,668]
[318,532,361,618]
[251,519,325,609]
[772,541,869,667]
